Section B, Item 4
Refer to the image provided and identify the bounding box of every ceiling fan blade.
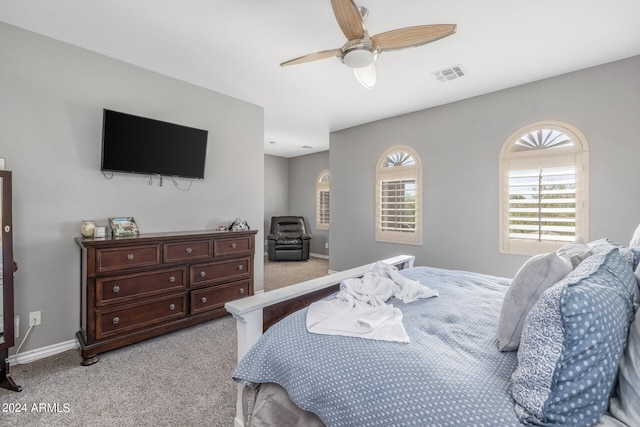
[371,24,457,51]
[354,63,376,89]
[331,0,365,40]
[280,49,341,66]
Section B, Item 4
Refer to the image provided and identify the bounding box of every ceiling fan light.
[342,49,374,68]
[354,65,376,89]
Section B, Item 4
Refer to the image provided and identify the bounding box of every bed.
[226,235,640,427]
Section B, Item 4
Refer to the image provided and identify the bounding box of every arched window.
[376,146,422,245]
[499,121,589,255]
[316,170,330,231]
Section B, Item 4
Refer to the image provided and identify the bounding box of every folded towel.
[306,299,409,342]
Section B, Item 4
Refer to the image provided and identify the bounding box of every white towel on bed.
[306,262,438,342]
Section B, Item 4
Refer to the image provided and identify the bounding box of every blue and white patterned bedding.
[233,266,522,427]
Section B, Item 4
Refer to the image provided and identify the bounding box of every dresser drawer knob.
[185,247,193,254]
[237,264,244,271]
[112,285,120,293]
[169,304,176,311]
[239,288,245,294]
[199,271,206,277]
[127,254,134,260]
[231,242,237,249]
[112,316,120,325]
[169,276,176,283]
[200,297,207,303]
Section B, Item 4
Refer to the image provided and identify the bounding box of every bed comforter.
[233,266,521,427]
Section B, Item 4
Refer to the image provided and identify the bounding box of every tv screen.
[101,109,208,179]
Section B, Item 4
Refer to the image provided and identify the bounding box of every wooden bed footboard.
[224,254,415,427]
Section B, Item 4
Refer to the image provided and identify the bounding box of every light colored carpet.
[0,316,237,427]
[263,256,330,291]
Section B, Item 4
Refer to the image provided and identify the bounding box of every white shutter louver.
[380,179,417,233]
[508,166,577,242]
[318,190,330,225]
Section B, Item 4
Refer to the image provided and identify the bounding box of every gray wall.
[288,151,330,256]
[330,56,640,278]
[0,23,265,353]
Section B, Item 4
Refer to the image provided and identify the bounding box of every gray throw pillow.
[497,252,572,352]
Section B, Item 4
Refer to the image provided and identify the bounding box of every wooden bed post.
[225,255,415,427]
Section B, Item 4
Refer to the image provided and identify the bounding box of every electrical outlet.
[29,311,41,326]
[14,314,19,337]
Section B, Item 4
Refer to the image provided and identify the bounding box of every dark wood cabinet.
[76,229,256,365]
[1,170,22,391]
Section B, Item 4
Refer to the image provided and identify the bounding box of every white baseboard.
[9,338,79,365]
[309,253,329,260]
[263,253,329,260]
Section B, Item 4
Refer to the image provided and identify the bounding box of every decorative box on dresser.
[75,229,256,366]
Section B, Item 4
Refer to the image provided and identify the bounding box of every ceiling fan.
[280,0,457,88]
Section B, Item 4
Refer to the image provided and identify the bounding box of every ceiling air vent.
[433,65,465,82]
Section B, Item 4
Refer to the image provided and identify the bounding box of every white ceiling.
[1,1,640,158]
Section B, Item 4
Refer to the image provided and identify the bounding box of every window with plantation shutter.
[380,179,417,232]
[508,166,577,241]
[316,170,330,230]
[500,122,589,255]
[376,146,422,245]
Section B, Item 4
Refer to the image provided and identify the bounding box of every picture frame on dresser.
[108,216,139,237]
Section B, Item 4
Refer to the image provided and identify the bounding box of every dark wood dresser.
[75,229,256,365]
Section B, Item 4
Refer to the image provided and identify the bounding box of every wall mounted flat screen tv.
[101,109,208,179]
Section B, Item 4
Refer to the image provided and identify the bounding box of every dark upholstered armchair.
[267,216,312,261]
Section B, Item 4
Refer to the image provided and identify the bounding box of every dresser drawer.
[95,267,187,307]
[96,244,161,273]
[95,294,187,340]
[190,257,251,289]
[190,280,251,315]
[214,236,253,257]
[163,239,213,264]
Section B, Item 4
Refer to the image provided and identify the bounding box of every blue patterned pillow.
[512,248,639,427]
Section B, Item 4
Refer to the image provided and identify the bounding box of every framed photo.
[109,217,139,237]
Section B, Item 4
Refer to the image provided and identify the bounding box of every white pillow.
[497,252,573,352]
[556,238,593,267]
[629,223,640,248]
